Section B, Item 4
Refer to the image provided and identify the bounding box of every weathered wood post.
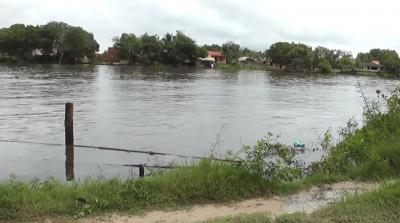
[65,102,75,181]
[139,165,145,178]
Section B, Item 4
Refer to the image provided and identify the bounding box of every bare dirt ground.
[76,181,379,223]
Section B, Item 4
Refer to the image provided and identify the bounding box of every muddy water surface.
[0,64,398,180]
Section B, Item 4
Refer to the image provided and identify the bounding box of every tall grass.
[0,160,272,221]
[315,87,400,180]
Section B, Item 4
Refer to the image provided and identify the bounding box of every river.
[0,65,398,180]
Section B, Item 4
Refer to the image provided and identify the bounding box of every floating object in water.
[294,141,305,148]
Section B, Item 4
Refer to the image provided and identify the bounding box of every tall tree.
[62,26,99,63]
[41,21,70,61]
[267,42,293,68]
[139,33,162,65]
[202,44,222,51]
[113,33,140,64]
[222,41,240,64]
[3,24,41,62]
[170,31,199,65]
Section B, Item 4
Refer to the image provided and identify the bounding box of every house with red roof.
[362,60,383,72]
[207,50,226,64]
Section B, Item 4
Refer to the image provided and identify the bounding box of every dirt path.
[80,181,379,223]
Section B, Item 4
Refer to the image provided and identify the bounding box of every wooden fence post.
[65,102,75,181]
[139,165,145,177]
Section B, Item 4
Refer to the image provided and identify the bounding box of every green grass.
[205,180,400,223]
[0,160,273,221]
[202,213,272,223]
[318,100,400,180]
[217,63,270,72]
[204,86,400,223]
[0,160,347,222]
[275,173,347,195]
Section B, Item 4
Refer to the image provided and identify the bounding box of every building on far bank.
[238,56,257,64]
[362,60,383,72]
[96,53,106,63]
[207,50,226,64]
[96,47,121,64]
[107,48,119,64]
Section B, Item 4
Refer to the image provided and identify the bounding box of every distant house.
[81,56,90,64]
[96,47,120,64]
[362,60,383,72]
[198,56,216,68]
[207,50,226,64]
[107,48,119,64]
[238,56,257,64]
[32,49,43,56]
[96,53,106,64]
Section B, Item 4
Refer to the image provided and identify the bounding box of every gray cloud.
[0,0,399,54]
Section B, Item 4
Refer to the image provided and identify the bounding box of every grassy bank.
[205,180,400,223]
[217,63,271,72]
[314,88,400,181]
[0,161,346,222]
[0,161,273,221]
[204,86,400,222]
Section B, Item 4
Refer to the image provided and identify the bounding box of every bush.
[315,87,400,179]
[241,133,304,182]
[318,59,334,74]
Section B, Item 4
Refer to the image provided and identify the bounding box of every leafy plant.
[240,133,304,182]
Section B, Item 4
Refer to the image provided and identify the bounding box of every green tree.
[170,31,200,65]
[196,47,208,59]
[313,46,334,68]
[266,42,292,68]
[222,41,240,64]
[338,53,354,71]
[267,42,313,70]
[0,21,99,64]
[1,24,41,62]
[0,28,6,55]
[61,27,99,64]
[319,59,333,74]
[289,43,313,70]
[202,44,221,51]
[139,33,162,65]
[369,48,383,60]
[113,33,140,64]
[161,33,175,65]
[41,22,70,61]
[240,47,264,60]
[380,50,400,75]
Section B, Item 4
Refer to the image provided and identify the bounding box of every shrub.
[240,133,304,182]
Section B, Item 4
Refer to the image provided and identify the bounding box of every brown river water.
[0,65,398,180]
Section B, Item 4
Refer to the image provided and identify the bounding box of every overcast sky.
[0,0,399,54]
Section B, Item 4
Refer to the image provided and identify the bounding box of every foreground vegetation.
[205,92,400,223]
[0,161,269,221]
[314,88,400,180]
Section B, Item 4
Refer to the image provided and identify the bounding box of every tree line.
[112,31,207,66]
[265,42,400,75]
[112,32,263,66]
[1,21,400,75]
[0,22,99,64]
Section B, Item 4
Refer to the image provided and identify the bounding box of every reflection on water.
[0,65,398,180]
